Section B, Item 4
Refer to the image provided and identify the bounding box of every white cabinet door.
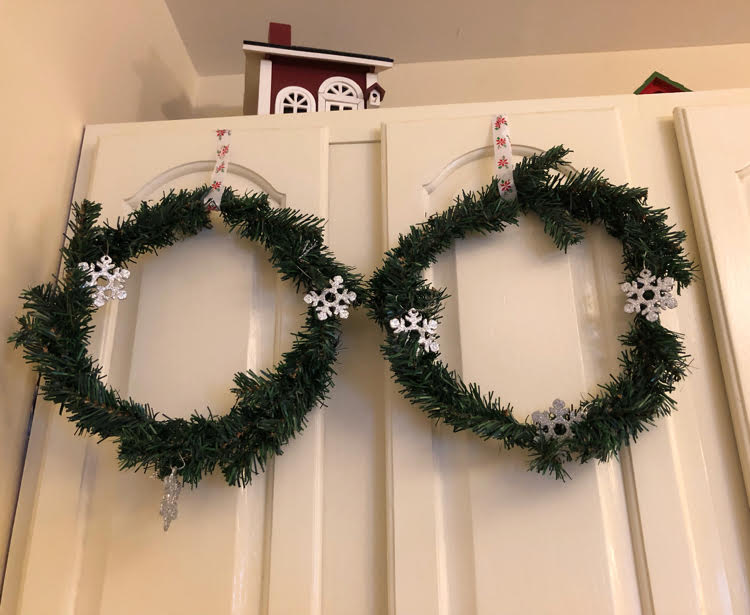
[5,126,334,615]
[382,107,750,615]
[675,104,750,499]
[4,93,750,615]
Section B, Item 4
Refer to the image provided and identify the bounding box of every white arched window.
[275,86,315,114]
[318,77,364,111]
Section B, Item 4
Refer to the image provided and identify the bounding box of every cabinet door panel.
[10,127,330,615]
[383,110,644,615]
[676,104,750,499]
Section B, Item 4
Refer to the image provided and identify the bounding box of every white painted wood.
[122,159,287,207]
[383,110,642,615]
[2,127,330,614]
[382,102,750,614]
[623,93,750,615]
[3,91,750,615]
[257,59,272,115]
[242,43,393,70]
[675,104,750,501]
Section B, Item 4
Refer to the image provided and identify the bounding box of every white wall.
[221,42,750,115]
[380,43,750,107]
[194,74,246,118]
[0,0,197,591]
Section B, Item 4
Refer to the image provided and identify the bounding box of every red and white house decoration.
[243,23,394,115]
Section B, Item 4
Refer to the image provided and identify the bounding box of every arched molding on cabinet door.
[123,161,287,211]
[422,144,577,195]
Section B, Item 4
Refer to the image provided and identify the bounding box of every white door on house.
[3,96,750,615]
[318,77,365,111]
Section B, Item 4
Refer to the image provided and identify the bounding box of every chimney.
[268,22,292,46]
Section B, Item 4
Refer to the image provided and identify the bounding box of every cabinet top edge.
[82,88,750,145]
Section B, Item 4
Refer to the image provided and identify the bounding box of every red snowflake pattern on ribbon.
[205,128,231,211]
[492,114,515,197]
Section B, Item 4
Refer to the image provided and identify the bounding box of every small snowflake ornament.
[532,399,584,439]
[78,255,130,308]
[159,467,183,532]
[304,275,357,320]
[621,268,677,322]
[390,308,440,354]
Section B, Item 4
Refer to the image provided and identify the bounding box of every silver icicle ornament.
[159,467,183,531]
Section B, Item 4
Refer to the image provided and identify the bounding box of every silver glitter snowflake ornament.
[621,268,678,322]
[159,467,183,531]
[532,399,585,439]
[78,255,130,308]
[390,308,440,354]
[304,275,356,320]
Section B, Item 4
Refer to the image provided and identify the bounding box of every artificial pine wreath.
[10,187,361,488]
[367,146,696,479]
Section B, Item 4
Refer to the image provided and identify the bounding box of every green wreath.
[367,146,696,479]
[10,187,361,488]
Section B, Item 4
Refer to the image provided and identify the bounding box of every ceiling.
[166,0,750,76]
